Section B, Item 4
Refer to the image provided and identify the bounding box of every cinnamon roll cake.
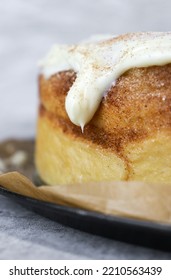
[36,33,171,185]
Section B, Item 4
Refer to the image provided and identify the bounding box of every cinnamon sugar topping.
[40,33,171,128]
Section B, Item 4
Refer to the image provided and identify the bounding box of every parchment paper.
[0,171,171,224]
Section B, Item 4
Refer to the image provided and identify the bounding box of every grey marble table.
[0,194,171,260]
[1,0,171,259]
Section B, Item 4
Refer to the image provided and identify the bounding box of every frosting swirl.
[40,32,171,129]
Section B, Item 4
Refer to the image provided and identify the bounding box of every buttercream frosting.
[40,33,171,129]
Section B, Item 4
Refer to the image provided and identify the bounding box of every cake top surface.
[40,32,171,129]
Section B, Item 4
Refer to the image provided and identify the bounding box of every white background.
[0,0,171,139]
[0,260,169,279]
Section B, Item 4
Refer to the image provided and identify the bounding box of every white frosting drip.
[40,32,171,128]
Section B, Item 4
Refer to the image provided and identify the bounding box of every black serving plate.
[0,185,171,251]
